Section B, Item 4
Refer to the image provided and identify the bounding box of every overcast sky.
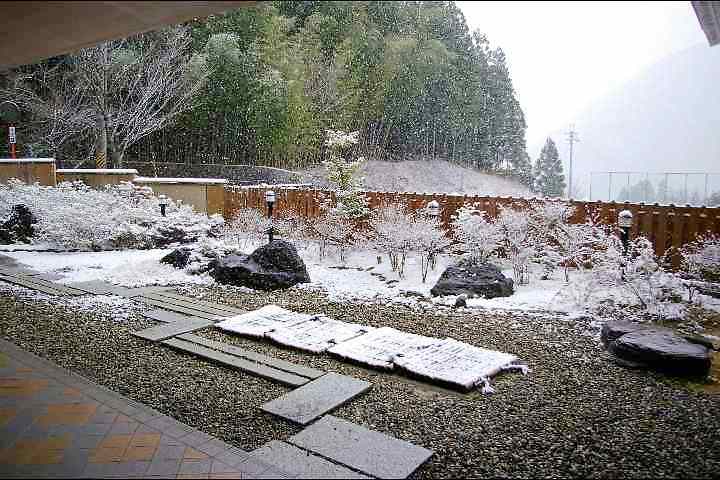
[457,1,707,156]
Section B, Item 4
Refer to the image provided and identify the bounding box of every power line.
[566,124,579,198]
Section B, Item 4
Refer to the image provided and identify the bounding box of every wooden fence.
[224,186,720,261]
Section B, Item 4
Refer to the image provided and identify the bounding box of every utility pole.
[566,124,579,198]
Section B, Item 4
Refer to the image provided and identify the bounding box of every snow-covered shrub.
[310,209,356,262]
[367,203,416,277]
[621,237,683,314]
[323,129,369,220]
[0,180,222,251]
[451,205,503,263]
[496,206,533,285]
[405,214,452,282]
[527,201,575,279]
[680,233,720,283]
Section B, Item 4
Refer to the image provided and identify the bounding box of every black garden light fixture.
[426,200,440,218]
[618,209,633,255]
[158,194,168,217]
[265,190,276,243]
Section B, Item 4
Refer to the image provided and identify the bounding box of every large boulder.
[211,240,310,291]
[160,248,192,269]
[0,204,37,244]
[430,259,513,299]
[602,321,712,376]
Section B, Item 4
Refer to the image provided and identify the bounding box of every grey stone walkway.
[0,338,291,479]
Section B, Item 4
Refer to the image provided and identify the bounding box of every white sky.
[457,1,707,156]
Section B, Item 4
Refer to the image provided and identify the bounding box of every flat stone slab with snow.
[216,305,314,338]
[289,415,433,479]
[132,317,214,342]
[261,372,371,425]
[266,316,372,353]
[249,440,370,479]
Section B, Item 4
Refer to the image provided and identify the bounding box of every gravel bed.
[1,282,720,478]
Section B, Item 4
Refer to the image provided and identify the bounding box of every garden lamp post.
[427,200,440,218]
[0,100,20,159]
[158,195,168,217]
[265,190,276,243]
[618,209,633,255]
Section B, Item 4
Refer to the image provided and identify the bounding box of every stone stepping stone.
[261,372,371,425]
[134,296,223,321]
[177,333,325,381]
[149,291,245,315]
[249,440,370,479]
[142,291,239,317]
[0,273,85,296]
[289,415,433,479]
[132,317,214,342]
[162,337,309,387]
[142,309,195,324]
[66,280,124,295]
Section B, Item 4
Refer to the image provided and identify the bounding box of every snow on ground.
[300,159,533,196]
[3,249,212,287]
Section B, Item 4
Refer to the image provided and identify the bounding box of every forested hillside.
[1,1,531,186]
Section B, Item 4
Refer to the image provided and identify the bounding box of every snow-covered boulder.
[603,321,712,376]
[211,240,310,291]
[430,259,513,299]
[0,204,37,244]
[160,248,192,269]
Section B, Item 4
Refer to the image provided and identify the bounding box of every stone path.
[0,262,434,478]
[0,338,291,479]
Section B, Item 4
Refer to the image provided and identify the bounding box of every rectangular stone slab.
[249,441,370,479]
[261,373,371,425]
[289,415,433,479]
[134,297,222,321]
[142,292,238,317]
[0,273,78,296]
[149,291,245,315]
[132,318,214,342]
[142,309,195,324]
[65,280,116,295]
[162,337,308,387]
[177,333,325,380]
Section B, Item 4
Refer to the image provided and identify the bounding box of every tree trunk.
[94,115,107,168]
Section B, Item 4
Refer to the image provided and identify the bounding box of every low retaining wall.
[123,162,301,186]
[134,177,226,216]
[56,169,138,188]
[0,158,56,186]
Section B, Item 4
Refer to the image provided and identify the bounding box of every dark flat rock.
[600,321,654,345]
[610,330,712,377]
[162,337,309,387]
[249,441,370,479]
[261,373,371,425]
[430,259,513,298]
[178,333,325,380]
[289,415,433,479]
[132,318,214,342]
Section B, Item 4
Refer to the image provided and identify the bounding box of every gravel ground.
[1,282,720,478]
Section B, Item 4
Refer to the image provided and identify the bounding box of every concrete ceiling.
[0,1,252,70]
[693,1,720,46]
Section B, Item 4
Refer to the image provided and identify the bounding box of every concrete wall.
[0,158,56,186]
[56,169,138,188]
[133,177,226,216]
[123,161,301,186]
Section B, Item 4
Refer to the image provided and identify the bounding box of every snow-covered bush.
[527,201,575,279]
[367,202,450,280]
[680,233,720,283]
[496,206,533,285]
[323,129,369,220]
[310,209,356,262]
[0,179,222,251]
[451,205,503,263]
[367,203,416,277]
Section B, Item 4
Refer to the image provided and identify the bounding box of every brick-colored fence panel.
[224,186,720,261]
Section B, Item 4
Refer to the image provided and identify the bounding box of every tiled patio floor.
[0,338,291,479]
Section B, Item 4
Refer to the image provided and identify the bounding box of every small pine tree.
[533,138,566,197]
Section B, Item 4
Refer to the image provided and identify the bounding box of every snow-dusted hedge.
[0,179,223,251]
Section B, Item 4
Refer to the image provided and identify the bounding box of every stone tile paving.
[0,338,292,479]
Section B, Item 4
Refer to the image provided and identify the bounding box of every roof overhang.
[693,1,720,46]
[0,1,252,70]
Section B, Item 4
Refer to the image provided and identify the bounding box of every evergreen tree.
[533,138,565,197]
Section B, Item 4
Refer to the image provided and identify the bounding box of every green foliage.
[533,138,566,197]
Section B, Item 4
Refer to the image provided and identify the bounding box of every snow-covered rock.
[211,240,310,291]
[431,260,514,299]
